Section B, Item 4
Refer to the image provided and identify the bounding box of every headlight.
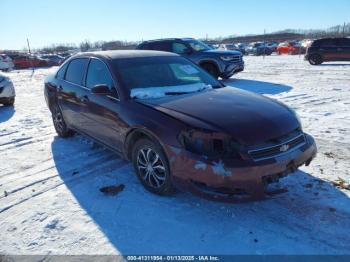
[220,56,236,61]
[178,129,241,159]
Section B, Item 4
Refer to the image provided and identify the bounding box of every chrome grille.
[248,134,306,161]
[231,55,241,63]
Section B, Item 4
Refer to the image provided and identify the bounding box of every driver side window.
[172,42,188,54]
[86,59,114,90]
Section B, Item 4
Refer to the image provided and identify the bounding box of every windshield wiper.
[165,91,191,95]
[212,83,225,89]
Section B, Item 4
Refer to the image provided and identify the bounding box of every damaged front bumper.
[164,134,317,202]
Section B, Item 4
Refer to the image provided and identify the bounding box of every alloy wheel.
[137,147,166,188]
[52,106,65,133]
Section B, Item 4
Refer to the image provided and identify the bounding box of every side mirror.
[91,84,111,95]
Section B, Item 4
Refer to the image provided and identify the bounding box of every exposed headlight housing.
[178,129,241,159]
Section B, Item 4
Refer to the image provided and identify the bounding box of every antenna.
[27,38,34,77]
[263,29,266,59]
[27,38,32,54]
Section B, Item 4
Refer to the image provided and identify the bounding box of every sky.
[1,0,349,50]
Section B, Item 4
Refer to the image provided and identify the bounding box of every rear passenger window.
[149,42,171,52]
[86,59,114,89]
[320,39,336,47]
[337,38,350,46]
[56,62,68,80]
[65,58,89,85]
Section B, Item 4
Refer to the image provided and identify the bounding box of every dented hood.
[138,87,300,145]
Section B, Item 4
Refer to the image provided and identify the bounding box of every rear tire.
[200,63,219,79]
[51,103,74,138]
[308,54,323,65]
[132,138,175,195]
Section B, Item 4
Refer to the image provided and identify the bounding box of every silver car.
[0,55,14,72]
[0,73,15,106]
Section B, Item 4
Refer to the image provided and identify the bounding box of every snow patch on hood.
[130,83,212,99]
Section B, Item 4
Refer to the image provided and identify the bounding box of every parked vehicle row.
[217,41,302,56]
[245,42,273,56]
[218,43,247,55]
[0,53,67,70]
[40,54,65,66]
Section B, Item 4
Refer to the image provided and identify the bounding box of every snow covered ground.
[0,55,350,255]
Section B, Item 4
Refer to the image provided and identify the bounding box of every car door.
[58,58,90,130]
[336,38,350,60]
[319,39,337,61]
[82,58,124,151]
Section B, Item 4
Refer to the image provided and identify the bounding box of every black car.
[137,38,244,79]
[305,38,350,65]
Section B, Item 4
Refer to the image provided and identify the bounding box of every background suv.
[136,38,244,79]
[245,42,273,56]
[305,38,350,65]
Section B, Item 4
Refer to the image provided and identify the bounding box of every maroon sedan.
[44,51,317,202]
[13,55,49,69]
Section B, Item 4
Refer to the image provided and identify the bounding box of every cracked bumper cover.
[164,134,317,202]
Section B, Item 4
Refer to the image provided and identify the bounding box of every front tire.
[308,54,323,65]
[132,138,175,195]
[51,103,74,137]
[201,63,219,79]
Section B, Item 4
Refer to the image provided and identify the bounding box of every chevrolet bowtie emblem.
[280,144,290,152]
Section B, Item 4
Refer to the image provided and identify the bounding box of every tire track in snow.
[1,152,118,194]
[0,143,110,181]
[0,158,128,213]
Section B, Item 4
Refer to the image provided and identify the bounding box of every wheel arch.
[124,128,166,161]
[198,59,221,73]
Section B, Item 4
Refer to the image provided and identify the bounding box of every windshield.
[225,44,236,49]
[185,39,212,51]
[113,56,220,99]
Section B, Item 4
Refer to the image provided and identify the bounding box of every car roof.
[314,37,349,42]
[73,50,179,60]
[141,38,195,43]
